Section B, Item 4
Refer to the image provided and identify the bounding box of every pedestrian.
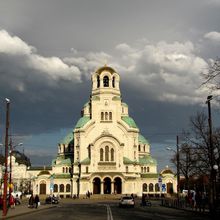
[141,193,146,206]
[34,194,40,209]
[28,194,34,208]
[201,192,206,212]
[195,191,202,212]
[0,194,3,210]
[9,195,15,208]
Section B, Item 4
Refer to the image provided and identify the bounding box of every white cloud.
[64,40,209,106]
[204,31,220,42]
[113,40,208,105]
[0,30,34,55]
[0,29,82,87]
[0,29,210,106]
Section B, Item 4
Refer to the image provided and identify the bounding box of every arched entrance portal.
[104,177,111,194]
[39,181,46,195]
[114,177,122,194]
[167,182,173,194]
[93,177,101,194]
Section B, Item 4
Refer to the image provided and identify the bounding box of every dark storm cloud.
[1,0,220,167]
[0,29,218,138]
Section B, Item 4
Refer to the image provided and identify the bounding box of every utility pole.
[3,98,10,217]
[9,138,12,200]
[206,95,216,215]
[176,135,180,204]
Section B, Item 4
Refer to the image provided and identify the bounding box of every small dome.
[95,65,117,75]
[38,170,51,176]
[161,168,174,175]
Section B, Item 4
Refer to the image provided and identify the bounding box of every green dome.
[74,116,90,129]
[122,116,138,129]
[60,132,74,145]
[138,134,150,145]
[139,155,157,165]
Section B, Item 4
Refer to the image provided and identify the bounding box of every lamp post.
[3,98,10,217]
[77,161,81,198]
[69,163,73,198]
[9,139,23,198]
[206,95,216,214]
[166,135,180,203]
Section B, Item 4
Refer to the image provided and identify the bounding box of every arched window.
[103,76,109,87]
[101,112,104,120]
[100,148,104,161]
[155,183,160,192]
[126,166,129,173]
[110,148,114,161]
[144,167,146,173]
[143,183,147,192]
[149,183,154,192]
[143,145,146,152]
[112,77,115,87]
[138,145,140,151]
[60,184,64,192]
[66,184,70,192]
[109,112,112,120]
[105,146,109,161]
[62,167,65,173]
[54,184,58,193]
[97,76,100,88]
[141,167,143,173]
[86,166,89,173]
[147,167,150,172]
[66,167,68,173]
[105,112,108,120]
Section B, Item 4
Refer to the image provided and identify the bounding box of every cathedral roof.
[95,65,117,75]
[138,134,150,145]
[74,116,90,129]
[80,157,91,165]
[160,167,174,175]
[139,155,157,165]
[121,116,138,128]
[37,170,51,176]
[60,132,74,145]
[56,157,72,166]
[123,157,134,164]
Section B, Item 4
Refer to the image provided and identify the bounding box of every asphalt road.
[12,199,210,220]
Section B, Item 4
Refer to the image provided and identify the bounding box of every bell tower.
[91,65,120,97]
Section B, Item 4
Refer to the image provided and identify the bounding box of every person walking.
[28,194,34,208]
[34,194,40,209]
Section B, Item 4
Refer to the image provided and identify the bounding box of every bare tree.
[202,58,220,90]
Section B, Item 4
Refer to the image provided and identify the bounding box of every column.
[101,181,104,194]
[111,181,114,194]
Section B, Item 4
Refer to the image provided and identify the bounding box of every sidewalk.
[0,202,56,219]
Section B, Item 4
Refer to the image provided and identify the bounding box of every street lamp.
[77,161,81,198]
[166,136,180,203]
[69,163,73,198]
[9,140,23,198]
[3,98,10,217]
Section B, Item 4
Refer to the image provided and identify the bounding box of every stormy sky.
[0,0,220,171]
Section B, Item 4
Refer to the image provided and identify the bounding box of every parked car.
[11,191,22,199]
[45,196,59,204]
[119,196,135,208]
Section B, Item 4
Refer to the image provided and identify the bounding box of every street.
[11,199,210,220]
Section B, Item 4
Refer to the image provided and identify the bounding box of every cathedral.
[0,65,177,197]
